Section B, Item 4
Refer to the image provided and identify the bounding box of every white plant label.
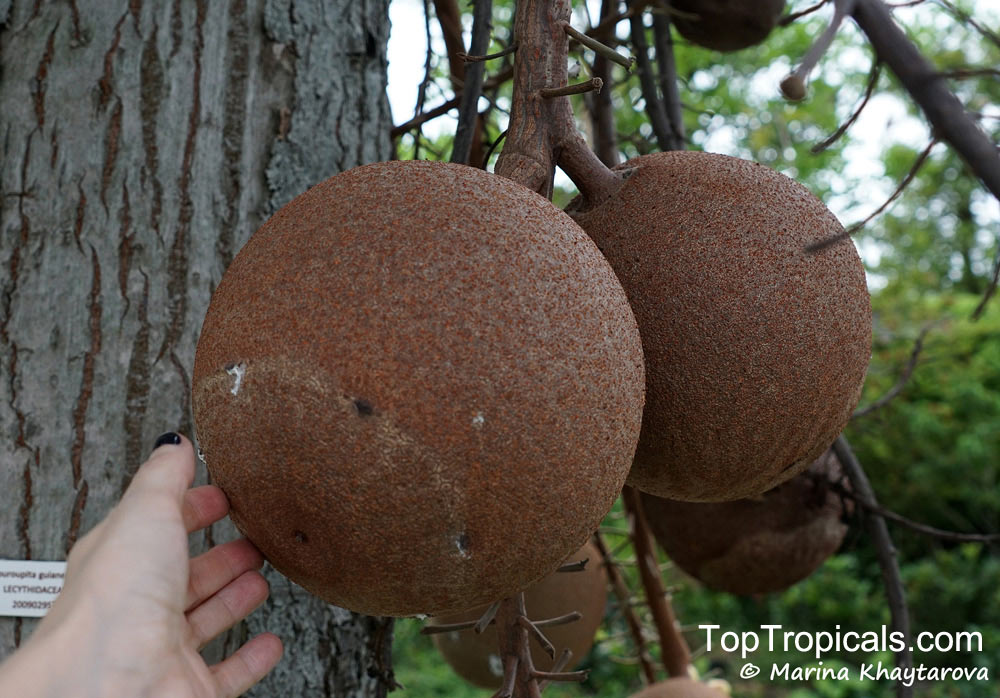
[0,560,67,618]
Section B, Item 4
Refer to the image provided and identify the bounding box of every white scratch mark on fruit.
[226,362,246,396]
[472,411,485,427]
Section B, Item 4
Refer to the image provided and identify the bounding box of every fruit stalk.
[832,436,915,698]
[493,593,543,698]
[495,0,623,205]
[622,486,691,678]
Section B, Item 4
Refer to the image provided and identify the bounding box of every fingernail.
[153,432,182,450]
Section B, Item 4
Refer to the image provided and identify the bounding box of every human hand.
[0,432,283,698]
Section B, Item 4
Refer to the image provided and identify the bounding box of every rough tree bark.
[0,1,394,696]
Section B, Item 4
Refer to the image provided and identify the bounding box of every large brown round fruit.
[641,450,850,595]
[670,0,786,52]
[192,160,645,617]
[569,151,871,502]
[630,678,727,698]
[430,540,608,688]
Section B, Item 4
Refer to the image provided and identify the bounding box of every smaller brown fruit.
[641,450,850,595]
[671,0,786,52]
[430,541,608,689]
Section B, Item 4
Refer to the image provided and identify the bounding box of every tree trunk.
[0,1,395,695]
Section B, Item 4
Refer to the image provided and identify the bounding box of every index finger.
[182,485,230,533]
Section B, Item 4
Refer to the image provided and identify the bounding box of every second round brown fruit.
[569,151,871,502]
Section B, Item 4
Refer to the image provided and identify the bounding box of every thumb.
[123,432,197,505]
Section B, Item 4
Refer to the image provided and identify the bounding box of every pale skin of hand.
[0,434,283,698]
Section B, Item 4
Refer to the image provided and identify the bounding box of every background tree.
[0,1,396,696]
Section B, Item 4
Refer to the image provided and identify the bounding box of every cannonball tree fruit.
[430,540,608,689]
[568,151,871,502]
[630,677,728,698]
[641,450,851,595]
[670,0,786,52]
[192,160,645,617]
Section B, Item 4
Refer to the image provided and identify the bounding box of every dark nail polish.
[153,432,182,450]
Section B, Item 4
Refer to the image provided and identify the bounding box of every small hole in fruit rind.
[294,530,309,544]
[353,398,374,416]
[455,532,470,558]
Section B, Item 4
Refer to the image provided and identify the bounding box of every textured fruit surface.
[570,151,871,502]
[630,677,727,698]
[192,160,644,617]
[641,450,850,595]
[430,541,607,688]
[671,0,786,52]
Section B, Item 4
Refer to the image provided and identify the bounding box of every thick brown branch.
[495,0,623,207]
[622,486,691,678]
[832,436,914,698]
[851,0,1000,203]
[494,0,573,194]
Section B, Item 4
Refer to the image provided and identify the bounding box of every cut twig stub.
[562,21,635,71]
[475,600,503,634]
[557,558,589,573]
[518,616,556,659]
[539,78,604,98]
